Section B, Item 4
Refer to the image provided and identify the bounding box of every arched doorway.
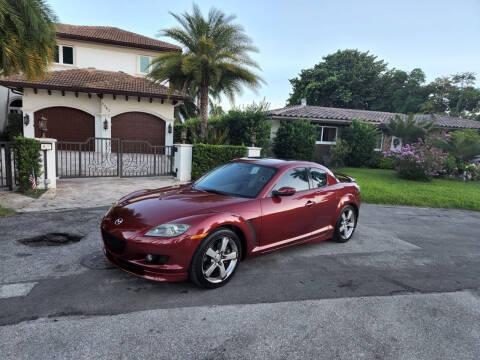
[111,112,165,146]
[34,107,95,142]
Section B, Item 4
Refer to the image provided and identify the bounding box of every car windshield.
[193,162,277,198]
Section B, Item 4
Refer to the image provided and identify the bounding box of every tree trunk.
[200,81,209,140]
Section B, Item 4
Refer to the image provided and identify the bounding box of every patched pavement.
[0,176,181,212]
[0,204,479,359]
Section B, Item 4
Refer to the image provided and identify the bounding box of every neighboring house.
[267,100,480,160]
[0,24,187,147]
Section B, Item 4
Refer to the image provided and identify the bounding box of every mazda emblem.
[114,218,123,225]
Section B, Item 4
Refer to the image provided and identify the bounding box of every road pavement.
[1,204,479,359]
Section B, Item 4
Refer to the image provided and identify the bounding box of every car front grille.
[102,230,126,254]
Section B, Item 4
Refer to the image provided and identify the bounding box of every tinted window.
[310,168,328,188]
[62,46,73,64]
[272,168,310,193]
[194,162,277,198]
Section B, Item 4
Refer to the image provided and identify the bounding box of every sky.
[48,0,480,110]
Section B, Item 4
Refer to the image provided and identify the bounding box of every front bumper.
[101,229,193,282]
[105,249,188,282]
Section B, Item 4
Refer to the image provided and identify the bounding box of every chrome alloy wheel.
[339,209,356,240]
[202,236,239,284]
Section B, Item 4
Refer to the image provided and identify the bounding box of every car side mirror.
[272,186,296,197]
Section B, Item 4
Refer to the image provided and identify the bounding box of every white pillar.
[173,143,192,182]
[165,121,174,147]
[36,138,57,189]
[246,146,262,158]
[23,111,35,138]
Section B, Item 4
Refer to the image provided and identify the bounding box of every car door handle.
[305,200,315,207]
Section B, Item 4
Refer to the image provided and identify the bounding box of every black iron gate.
[56,137,175,178]
[0,142,15,191]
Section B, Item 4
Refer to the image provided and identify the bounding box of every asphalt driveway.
[0,204,479,359]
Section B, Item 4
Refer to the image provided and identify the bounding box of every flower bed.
[384,139,448,181]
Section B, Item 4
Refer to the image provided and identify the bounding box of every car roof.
[234,157,322,169]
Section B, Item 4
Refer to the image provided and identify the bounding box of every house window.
[139,56,153,74]
[316,126,338,145]
[8,99,22,114]
[374,133,384,151]
[54,45,74,65]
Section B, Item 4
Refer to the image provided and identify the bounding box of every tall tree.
[287,49,388,109]
[149,4,263,139]
[0,0,56,79]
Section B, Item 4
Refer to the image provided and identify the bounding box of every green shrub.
[273,119,316,160]
[376,154,397,169]
[222,102,271,148]
[340,119,381,167]
[174,117,229,145]
[0,113,23,140]
[192,143,247,179]
[11,136,42,192]
[329,139,350,167]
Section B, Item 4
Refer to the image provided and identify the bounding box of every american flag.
[29,169,37,190]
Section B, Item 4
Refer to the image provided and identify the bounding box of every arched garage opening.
[111,112,165,146]
[34,107,95,142]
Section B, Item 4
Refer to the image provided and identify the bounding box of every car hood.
[105,185,249,231]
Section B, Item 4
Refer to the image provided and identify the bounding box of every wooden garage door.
[34,107,95,142]
[111,112,165,146]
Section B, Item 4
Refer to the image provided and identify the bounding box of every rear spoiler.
[333,172,356,183]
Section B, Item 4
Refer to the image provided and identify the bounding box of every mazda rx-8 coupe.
[101,158,361,288]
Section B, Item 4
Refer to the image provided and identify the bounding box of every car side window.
[310,168,328,188]
[272,167,310,193]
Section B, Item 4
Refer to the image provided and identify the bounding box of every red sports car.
[101,158,361,288]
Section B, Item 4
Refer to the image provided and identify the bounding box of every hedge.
[11,136,42,192]
[192,143,247,179]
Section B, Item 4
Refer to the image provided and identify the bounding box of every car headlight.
[145,223,190,237]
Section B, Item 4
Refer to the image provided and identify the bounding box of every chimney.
[301,98,307,106]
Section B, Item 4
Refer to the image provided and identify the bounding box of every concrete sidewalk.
[0,176,181,212]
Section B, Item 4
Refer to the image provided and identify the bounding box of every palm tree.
[0,0,57,79]
[386,114,434,144]
[148,4,263,139]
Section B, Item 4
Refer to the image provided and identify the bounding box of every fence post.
[173,143,192,182]
[36,138,57,189]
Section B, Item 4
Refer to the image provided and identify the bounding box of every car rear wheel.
[333,205,357,243]
[189,228,241,289]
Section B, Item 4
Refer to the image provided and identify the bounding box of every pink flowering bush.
[383,138,449,181]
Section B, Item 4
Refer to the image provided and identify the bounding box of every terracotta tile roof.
[55,24,181,53]
[268,105,480,129]
[0,68,187,100]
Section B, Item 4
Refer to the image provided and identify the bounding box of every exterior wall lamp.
[168,123,172,134]
[38,116,48,138]
[181,127,187,144]
[250,131,256,147]
[23,113,30,126]
[103,119,109,130]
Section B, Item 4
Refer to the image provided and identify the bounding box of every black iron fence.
[56,137,174,178]
[0,142,15,191]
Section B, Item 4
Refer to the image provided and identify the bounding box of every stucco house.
[0,24,187,147]
[267,100,480,161]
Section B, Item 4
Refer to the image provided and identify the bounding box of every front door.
[259,167,316,247]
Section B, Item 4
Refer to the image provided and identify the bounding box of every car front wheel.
[333,205,357,243]
[189,228,241,289]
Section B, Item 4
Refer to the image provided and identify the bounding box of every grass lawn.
[0,204,16,217]
[338,167,480,211]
